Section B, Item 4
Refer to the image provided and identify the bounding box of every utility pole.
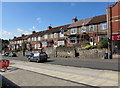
[106,5,112,59]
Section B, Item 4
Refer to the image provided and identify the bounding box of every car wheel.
[28,58,31,62]
[36,59,40,63]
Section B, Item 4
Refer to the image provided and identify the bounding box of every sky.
[1,2,116,40]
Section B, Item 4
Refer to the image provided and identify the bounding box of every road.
[2,56,119,71]
[1,59,118,87]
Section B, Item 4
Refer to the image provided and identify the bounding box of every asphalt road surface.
[2,56,119,71]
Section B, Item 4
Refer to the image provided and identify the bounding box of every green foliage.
[99,37,108,48]
[81,41,90,45]
[84,45,97,50]
[58,45,66,47]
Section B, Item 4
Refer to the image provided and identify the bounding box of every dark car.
[2,52,10,56]
[8,53,17,57]
[27,52,48,63]
[26,53,34,58]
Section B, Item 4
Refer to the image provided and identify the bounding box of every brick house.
[67,15,107,46]
[107,0,120,57]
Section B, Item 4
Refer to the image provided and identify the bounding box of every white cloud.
[36,17,41,23]
[0,30,12,35]
[17,28,31,34]
[0,29,13,39]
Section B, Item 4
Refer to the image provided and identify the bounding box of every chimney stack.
[32,31,36,34]
[48,25,52,30]
[14,36,16,39]
[72,16,78,23]
[22,34,25,36]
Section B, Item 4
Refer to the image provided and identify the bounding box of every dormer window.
[71,28,77,34]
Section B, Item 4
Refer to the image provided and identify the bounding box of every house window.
[81,26,86,33]
[50,34,53,38]
[44,34,48,39]
[69,37,77,44]
[35,43,40,49]
[89,25,94,31]
[54,33,57,38]
[42,42,47,47]
[38,36,41,41]
[71,28,77,34]
[34,37,37,41]
[58,40,65,46]
[98,35,106,42]
[60,30,64,37]
[100,23,107,30]
[28,38,30,42]
[32,37,34,41]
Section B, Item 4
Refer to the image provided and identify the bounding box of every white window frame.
[60,30,64,37]
[58,40,65,46]
[71,28,77,34]
[44,34,48,39]
[50,34,53,38]
[81,26,86,33]
[69,37,77,44]
[38,36,41,41]
[89,25,94,31]
[100,23,107,30]
[42,42,47,47]
[54,33,57,38]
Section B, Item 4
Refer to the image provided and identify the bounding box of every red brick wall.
[111,1,120,34]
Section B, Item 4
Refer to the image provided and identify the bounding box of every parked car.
[27,52,48,63]
[26,53,34,58]
[8,53,17,57]
[2,52,10,56]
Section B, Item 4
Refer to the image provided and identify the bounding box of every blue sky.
[1,2,115,40]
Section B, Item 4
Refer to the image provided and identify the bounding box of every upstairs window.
[100,23,107,30]
[81,26,86,33]
[71,28,77,34]
[44,34,48,39]
[54,33,57,38]
[50,34,53,38]
[38,36,41,41]
[89,25,94,31]
[60,30,64,37]
[34,37,37,41]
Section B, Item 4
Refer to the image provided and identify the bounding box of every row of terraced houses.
[9,14,108,51]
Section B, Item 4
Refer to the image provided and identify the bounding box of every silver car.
[27,52,48,63]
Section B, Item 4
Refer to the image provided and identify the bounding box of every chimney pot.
[32,31,36,33]
[48,25,52,30]
[72,17,78,23]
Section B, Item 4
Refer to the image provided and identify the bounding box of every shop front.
[112,34,120,58]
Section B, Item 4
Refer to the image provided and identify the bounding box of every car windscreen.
[33,53,39,57]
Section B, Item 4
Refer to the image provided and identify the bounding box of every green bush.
[58,45,66,47]
[99,37,108,48]
[81,41,90,46]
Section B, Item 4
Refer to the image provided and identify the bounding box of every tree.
[22,41,27,56]
[100,37,108,48]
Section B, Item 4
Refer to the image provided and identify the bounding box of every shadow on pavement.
[2,76,20,88]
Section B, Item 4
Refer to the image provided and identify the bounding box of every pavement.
[1,59,118,87]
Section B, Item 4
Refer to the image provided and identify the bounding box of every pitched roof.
[68,14,107,28]
[88,14,106,25]
[30,24,70,37]
[68,17,92,28]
